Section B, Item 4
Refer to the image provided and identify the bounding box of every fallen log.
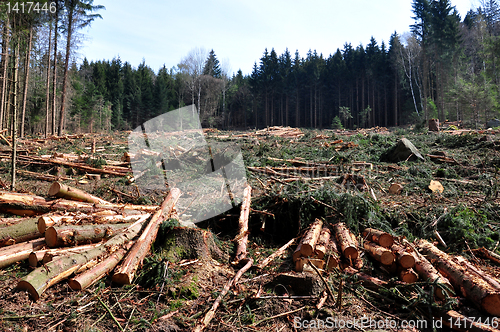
[399,268,419,283]
[68,242,135,291]
[0,217,41,247]
[0,238,46,268]
[38,213,147,234]
[440,309,500,332]
[16,217,146,301]
[412,251,454,300]
[325,239,341,270]
[300,218,324,257]
[45,222,133,247]
[28,243,101,267]
[234,185,252,264]
[454,256,500,291]
[16,169,74,182]
[112,188,180,285]
[473,247,500,265]
[343,266,388,290]
[314,227,331,259]
[257,237,295,269]
[392,243,416,269]
[0,190,157,216]
[364,241,395,265]
[333,222,358,260]
[417,239,500,316]
[48,182,109,204]
[362,228,394,248]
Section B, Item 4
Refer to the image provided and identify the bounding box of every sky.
[79,0,479,76]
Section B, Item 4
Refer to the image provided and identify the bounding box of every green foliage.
[84,156,107,168]
[331,116,343,129]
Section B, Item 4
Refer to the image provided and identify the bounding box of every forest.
[1,0,500,136]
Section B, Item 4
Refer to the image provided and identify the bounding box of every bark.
[392,243,415,269]
[300,218,323,257]
[362,227,394,248]
[332,222,358,260]
[112,188,180,285]
[364,241,395,265]
[417,239,500,316]
[10,41,19,190]
[234,185,251,263]
[473,248,500,265]
[257,237,295,269]
[28,243,101,267]
[51,5,59,135]
[292,242,303,262]
[325,239,341,270]
[412,251,453,300]
[45,20,52,137]
[343,266,388,291]
[20,24,33,138]
[68,243,134,291]
[0,17,10,130]
[0,190,157,216]
[0,217,41,247]
[0,238,45,268]
[399,268,419,283]
[48,181,110,204]
[314,227,331,259]
[454,256,500,291]
[38,213,148,233]
[45,222,134,247]
[16,218,145,301]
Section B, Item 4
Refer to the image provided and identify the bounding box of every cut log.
[293,242,303,262]
[344,266,388,291]
[0,190,157,216]
[28,243,102,267]
[412,251,453,300]
[362,228,394,248]
[314,227,331,259]
[38,213,146,234]
[333,222,358,260]
[295,257,325,272]
[45,222,133,247]
[0,217,41,247]
[48,182,109,204]
[68,241,135,291]
[234,185,252,263]
[454,256,500,291]
[364,241,395,265]
[399,268,419,283]
[112,188,180,285]
[324,239,341,270]
[16,218,146,301]
[417,239,500,316]
[299,218,323,257]
[0,238,46,268]
[441,309,500,332]
[473,247,500,265]
[392,243,416,269]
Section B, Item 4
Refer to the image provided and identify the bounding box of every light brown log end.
[300,244,314,257]
[398,253,416,269]
[67,279,82,291]
[45,227,58,247]
[16,280,40,301]
[344,246,359,260]
[378,234,394,248]
[48,182,63,197]
[112,273,132,286]
[380,251,395,265]
[482,293,500,317]
[400,269,419,283]
[28,252,39,267]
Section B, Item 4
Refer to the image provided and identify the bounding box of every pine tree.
[203,49,221,78]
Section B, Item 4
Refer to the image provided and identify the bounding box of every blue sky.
[79,0,478,76]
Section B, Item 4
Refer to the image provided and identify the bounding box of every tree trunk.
[0,17,10,131]
[417,239,500,316]
[234,185,251,263]
[10,41,19,190]
[0,217,41,247]
[58,3,74,136]
[332,222,358,260]
[112,188,180,285]
[412,251,453,300]
[20,24,33,138]
[362,228,394,248]
[51,6,58,135]
[45,20,52,137]
[17,219,145,301]
[313,227,331,259]
[45,222,134,247]
[363,241,395,265]
[68,243,134,291]
[299,218,323,257]
[0,238,45,268]
[28,243,100,267]
[48,181,110,204]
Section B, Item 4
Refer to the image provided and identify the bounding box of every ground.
[0,125,499,331]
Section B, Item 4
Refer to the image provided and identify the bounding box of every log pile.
[0,182,180,301]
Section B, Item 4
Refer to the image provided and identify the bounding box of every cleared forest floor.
[0,125,499,332]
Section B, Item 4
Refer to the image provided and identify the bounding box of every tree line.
[1,0,500,137]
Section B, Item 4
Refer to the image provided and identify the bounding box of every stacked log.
[0,182,182,301]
